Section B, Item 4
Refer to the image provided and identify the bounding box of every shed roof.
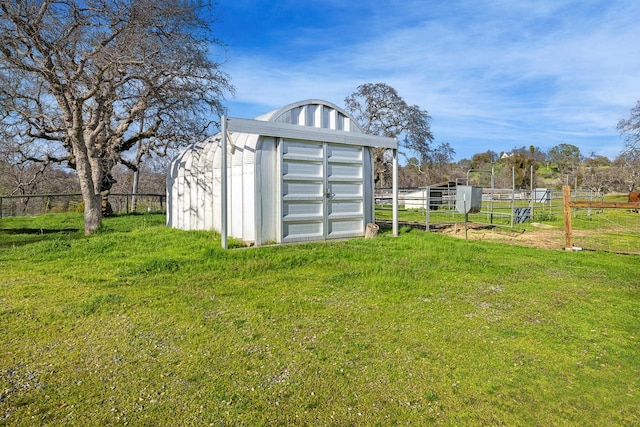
[224,99,396,150]
[254,99,363,133]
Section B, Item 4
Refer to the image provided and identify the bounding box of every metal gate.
[280,139,364,243]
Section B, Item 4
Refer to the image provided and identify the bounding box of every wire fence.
[375,186,583,227]
[563,186,640,254]
[376,186,640,254]
[0,193,166,218]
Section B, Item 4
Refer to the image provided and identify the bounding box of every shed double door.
[280,139,364,243]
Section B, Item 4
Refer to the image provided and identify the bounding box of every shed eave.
[226,116,397,149]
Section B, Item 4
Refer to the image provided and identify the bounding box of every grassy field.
[1,213,639,425]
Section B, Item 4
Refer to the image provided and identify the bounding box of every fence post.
[563,185,573,251]
[425,187,430,232]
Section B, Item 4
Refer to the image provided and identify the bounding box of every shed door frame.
[278,138,364,243]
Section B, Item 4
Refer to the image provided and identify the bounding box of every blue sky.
[213,0,640,161]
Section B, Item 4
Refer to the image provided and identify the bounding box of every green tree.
[548,143,581,173]
[469,150,498,169]
[500,146,540,189]
[583,152,611,168]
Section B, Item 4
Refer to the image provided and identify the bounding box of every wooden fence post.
[563,185,573,251]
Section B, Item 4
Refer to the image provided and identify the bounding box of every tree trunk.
[365,223,379,238]
[72,138,103,235]
[373,147,387,187]
[83,191,102,235]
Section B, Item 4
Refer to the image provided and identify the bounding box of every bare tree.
[0,137,79,214]
[616,100,640,192]
[618,100,640,150]
[344,83,436,187]
[613,151,640,192]
[581,165,616,194]
[422,142,455,184]
[0,0,234,234]
[0,135,50,201]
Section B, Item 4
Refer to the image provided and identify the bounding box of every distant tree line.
[395,142,637,193]
[344,83,640,193]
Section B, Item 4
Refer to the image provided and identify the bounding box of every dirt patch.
[434,223,566,250]
[381,220,600,251]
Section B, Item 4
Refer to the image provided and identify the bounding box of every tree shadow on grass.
[1,228,80,235]
[0,227,83,248]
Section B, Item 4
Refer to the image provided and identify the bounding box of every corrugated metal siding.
[256,137,278,245]
[272,102,357,132]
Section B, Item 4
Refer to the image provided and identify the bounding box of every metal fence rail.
[0,193,166,218]
[375,186,603,229]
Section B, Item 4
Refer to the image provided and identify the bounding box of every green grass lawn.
[1,213,639,425]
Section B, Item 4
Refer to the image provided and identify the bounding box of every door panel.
[283,160,323,178]
[283,221,323,240]
[282,181,323,198]
[328,201,363,215]
[283,201,323,219]
[283,140,323,159]
[328,218,363,235]
[327,163,362,179]
[327,144,362,162]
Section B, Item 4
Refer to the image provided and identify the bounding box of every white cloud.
[221,0,640,159]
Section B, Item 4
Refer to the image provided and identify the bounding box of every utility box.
[456,185,482,214]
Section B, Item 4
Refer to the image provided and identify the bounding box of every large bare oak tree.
[618,100,640,150]
[0,0,233,234]
[344,83,445,187]
[617,100,640,191]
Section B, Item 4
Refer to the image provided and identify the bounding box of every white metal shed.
[167,99,398,247]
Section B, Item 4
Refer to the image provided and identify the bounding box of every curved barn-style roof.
[254,99,363,133]
[172,100,364,167]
